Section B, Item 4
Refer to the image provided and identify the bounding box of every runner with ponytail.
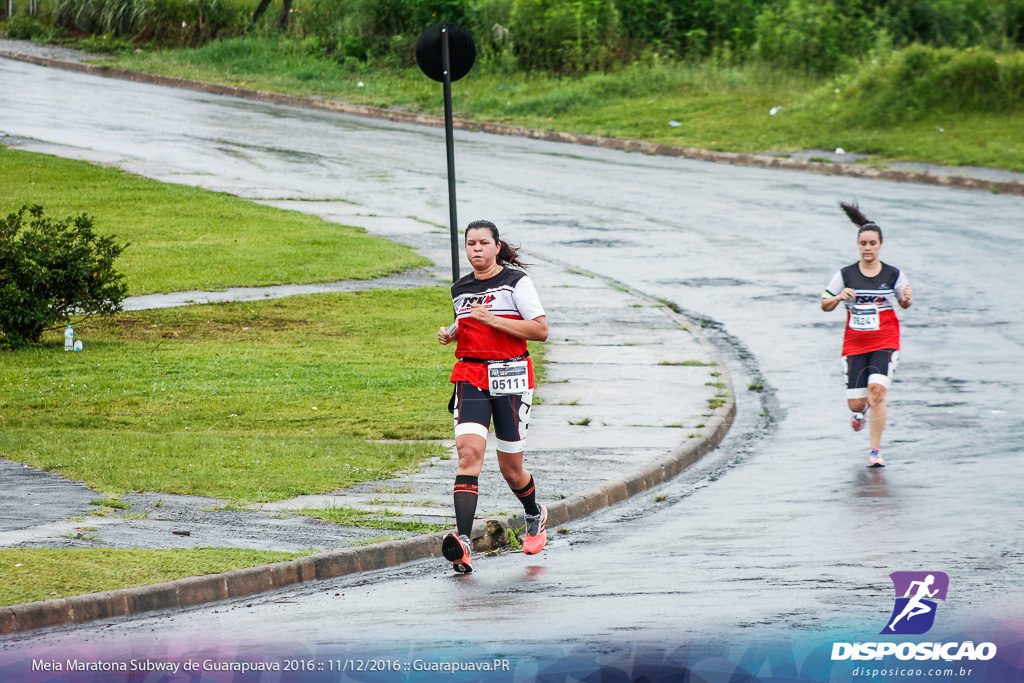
[436,220,549,573]
[821,202,914,467]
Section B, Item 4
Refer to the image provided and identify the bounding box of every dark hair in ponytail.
[839,201,883,242]
[465,219,530,269]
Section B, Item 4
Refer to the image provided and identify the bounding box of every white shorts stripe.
[495,438,526,453]
[868,373,892,388]
[454,422,488,440]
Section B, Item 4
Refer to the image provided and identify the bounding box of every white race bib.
[487,360,530,395]
[849,304,880,331]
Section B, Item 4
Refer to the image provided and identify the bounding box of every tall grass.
[819,45,1024,125]
[285,0,1024,75]
[52,0,249,44]
[8,0,1024,75]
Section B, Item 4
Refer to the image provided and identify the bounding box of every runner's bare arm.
[469,304,548,341]
[821,288,856,312]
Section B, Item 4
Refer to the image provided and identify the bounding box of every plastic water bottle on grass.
[64,324,74,351]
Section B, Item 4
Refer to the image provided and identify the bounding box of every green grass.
[0,289,458,501]
[0,147,428,295]
[364,496,435,507]
[374,484,413,494]
[659,360,717,366]
[0,548,305,606]
[95,40,1024,172]
[88,499,131,509]
[505,525,523,552]
[353,535,404,546]
[296,505,447,533]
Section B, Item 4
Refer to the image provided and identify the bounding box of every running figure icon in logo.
[883,571,949,635]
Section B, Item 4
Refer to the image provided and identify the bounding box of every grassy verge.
[0,548,304,606]
[0,288,458,501]
[0,147,429,295]
[295,505,447,534]
[95,38,1024,172]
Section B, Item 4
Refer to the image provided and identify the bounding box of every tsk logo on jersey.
[883,571,948,635]
[457,294,496,310]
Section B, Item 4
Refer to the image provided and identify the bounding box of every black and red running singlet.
[450,267,545,390]
[823,261,909,357]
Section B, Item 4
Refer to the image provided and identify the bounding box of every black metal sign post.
[440,27,459,283]
[416,23,476,283]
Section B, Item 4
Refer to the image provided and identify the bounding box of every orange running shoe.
[523,504,547,555]
[867,449,886,468]
[442,532,473,573]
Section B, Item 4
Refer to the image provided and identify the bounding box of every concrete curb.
[0,262,734,636]
[1,49,1021,197]
[0,537,444,635]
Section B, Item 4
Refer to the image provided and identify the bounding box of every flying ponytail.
[839,201,883,242]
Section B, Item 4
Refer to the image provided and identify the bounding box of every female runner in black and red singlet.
[436,220,549,573]
[822,202,914,468]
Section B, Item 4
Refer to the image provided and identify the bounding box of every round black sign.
[416,23,476,83]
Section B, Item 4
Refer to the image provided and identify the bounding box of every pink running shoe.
[867,449,886,468]
[442,532,473,573]
[523,505,547,555]
[851,412,867,431]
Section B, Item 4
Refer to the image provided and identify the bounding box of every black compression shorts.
[843,348,899,399]
[451,381,533,453]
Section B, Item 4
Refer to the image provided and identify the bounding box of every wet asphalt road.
[1,57,1023,662]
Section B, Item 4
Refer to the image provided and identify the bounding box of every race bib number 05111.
[488,360,529,395]
[849,304,880,331]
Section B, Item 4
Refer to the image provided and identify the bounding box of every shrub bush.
[833,45,1024,125]
[0,205,129,349]
[53,0,248,46]
[284,0,1024,75]
[3,15,54,40]
[31,0,1024,74]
